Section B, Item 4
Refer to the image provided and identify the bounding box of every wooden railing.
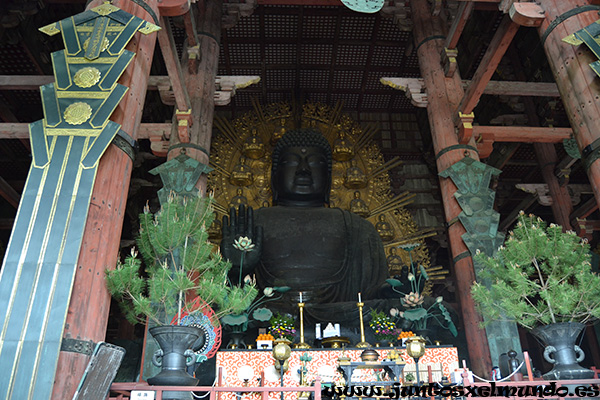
[109,375,322,400]
[456,351,600,400]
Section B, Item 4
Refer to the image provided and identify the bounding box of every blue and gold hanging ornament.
[0,4,158,399]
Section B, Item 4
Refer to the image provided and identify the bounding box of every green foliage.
[105,193,257,326]
[387,243,457,337]
[472,212,600,329]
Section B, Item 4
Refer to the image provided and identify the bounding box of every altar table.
[216,347,459,400]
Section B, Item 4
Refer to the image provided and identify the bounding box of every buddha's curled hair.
[271,128,332,179]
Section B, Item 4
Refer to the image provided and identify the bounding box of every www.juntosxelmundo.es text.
[322,382,600,398]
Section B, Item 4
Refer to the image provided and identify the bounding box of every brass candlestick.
[295,302,311,349]
[356,301,370,348]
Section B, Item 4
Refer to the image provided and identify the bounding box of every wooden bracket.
[158,0,191,17]
[379,77,427,107]
[509,2,545,27]
[214,75,261,106]
[575,218,600,242]
[222,0,257,29]
[176,109,192,143]
[442,48,459,78]
[187,44,200,74]
[457,112,474,144]
[158,84,175,105]
[476,134,495,159]
[150,137,169,157]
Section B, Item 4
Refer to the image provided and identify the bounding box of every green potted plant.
[472,212,600,379]
[220,276,290,348]
[386,244,457,339]
[105,193,256,386]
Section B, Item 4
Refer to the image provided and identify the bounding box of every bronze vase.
[147,325,205,387]
[531,322,594,380]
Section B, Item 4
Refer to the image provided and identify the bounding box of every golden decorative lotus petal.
[73,67,101,88]
[63,102,92,125]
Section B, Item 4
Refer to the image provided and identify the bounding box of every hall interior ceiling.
[0,0,595,261]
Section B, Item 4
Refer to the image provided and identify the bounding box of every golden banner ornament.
[64,102,93,125]
[73,67,101,88]
[83,37,110,53]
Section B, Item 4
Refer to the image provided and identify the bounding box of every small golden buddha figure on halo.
[255,172,272,205]
[349,190,369,217]
[243,128,265,160]
[229,156,253,186]
[332,129,354,162]
[271,117,288,145]
[376,214,395,242]
[208,216,222,241]
[386,247,404,273]
[344,159,368,189]
[229,188,249,209]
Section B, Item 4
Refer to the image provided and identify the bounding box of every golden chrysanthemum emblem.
[73,67,101,88]
[64,102,92,125]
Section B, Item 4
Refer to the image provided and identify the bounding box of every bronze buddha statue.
[221,128,390,322]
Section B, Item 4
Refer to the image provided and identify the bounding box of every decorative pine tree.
[105,193,257,326]
[472,212,600,330]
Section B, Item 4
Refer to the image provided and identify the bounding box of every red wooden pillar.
[51,0,159,397]
[411,0,492,377]
[537,0,600,211]
[167,0,222,193]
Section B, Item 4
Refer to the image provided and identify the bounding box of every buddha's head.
[271,128,332,206]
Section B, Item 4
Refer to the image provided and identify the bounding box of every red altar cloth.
[215,347,459,400]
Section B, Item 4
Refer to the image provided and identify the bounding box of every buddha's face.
[275,146,329,205]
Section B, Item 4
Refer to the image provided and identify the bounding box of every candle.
[300,291,303,303]
[358,292,362,303]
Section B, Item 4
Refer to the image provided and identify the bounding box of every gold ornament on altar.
[63,102,92,125]
[209,100,445,293]
[73,67,101,88]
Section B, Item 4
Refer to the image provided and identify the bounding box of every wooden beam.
[0,75,236,91]
[499,195,537,232]
[157,16,191,113]
[381,77,560,99]
[0,122,171,140]
[445,1,474,50]
[0,176,20,208]
[483,80,559,96]
[458,15,520,115]
[571,196,599,222]
[472,125,572,143]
